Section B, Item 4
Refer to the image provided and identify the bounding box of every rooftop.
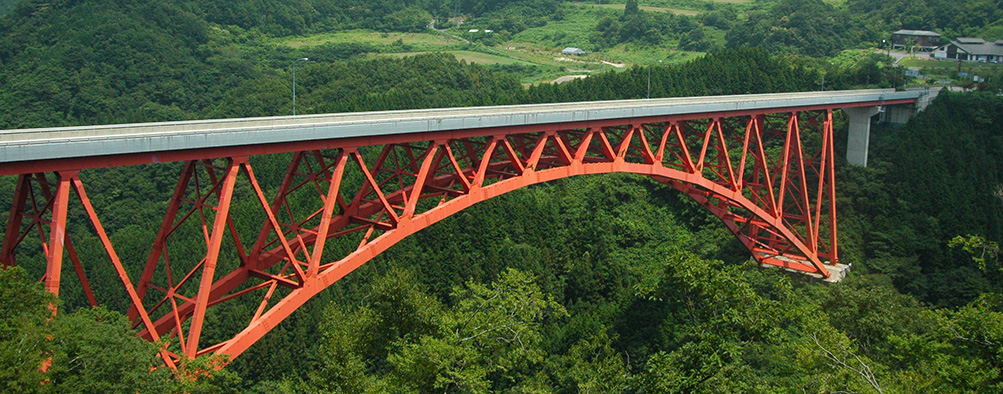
[951,39,1003,57]
[893,29,941,37]
[956,37,986,44]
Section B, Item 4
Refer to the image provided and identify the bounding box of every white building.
[561,47,587,56]
[933,38,1003,63]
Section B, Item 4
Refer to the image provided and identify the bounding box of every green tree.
[725,0,870,57]
[0,267,53,393]
[950,234,1001,272]
[311,268,565,393]
[47,307,175,394]
[561,328,630,393]
[625,0,639,16]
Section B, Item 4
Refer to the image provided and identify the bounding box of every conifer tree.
[625,0,639,15]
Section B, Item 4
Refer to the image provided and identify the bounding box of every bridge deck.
[0,89,920,168]
[0,89,918,362]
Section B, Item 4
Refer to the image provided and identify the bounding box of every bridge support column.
[845,106,880,167]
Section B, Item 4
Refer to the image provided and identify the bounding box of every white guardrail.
[0,89,921,164]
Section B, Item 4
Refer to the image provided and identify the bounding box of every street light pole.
[821,62,833,91]
[647,60,661,99]
[293,57,308,116]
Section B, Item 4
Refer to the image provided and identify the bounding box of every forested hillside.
[0,1,14,18]
[846,0,1003,38]
[2,0,1003,392]
[724,0,1003,56]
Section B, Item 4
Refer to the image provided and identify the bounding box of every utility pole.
[647,60,661,99]
[293,57,308,116]
[821,62,833,91]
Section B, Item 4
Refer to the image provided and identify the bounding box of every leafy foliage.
[842,93,1003,306]
[308,268,564,393]
[846,0,1003,39]
[0,267,239,394]
[0,267,52,392]
[725,0,873,57]
[592,3,699,49]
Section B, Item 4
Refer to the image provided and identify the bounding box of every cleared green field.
[278,30,457,48]
[509,6,608,50]
[495,4,710,73]
[581,3,700,16]
[899,57,1000,69]
[897,58,947,68]
[379,50,535,66]
[450,50,533,65]
[271,6,715,84]
[602,44,704,66]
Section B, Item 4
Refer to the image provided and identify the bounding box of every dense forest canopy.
[846,0,1003,38]
[724,0,873,57]
[1,0,1003,392]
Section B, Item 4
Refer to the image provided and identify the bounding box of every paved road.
[0,89,921,167]
[877,49,932,66]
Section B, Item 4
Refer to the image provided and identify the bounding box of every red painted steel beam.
[0,100,915,177]
[0,100,865,367]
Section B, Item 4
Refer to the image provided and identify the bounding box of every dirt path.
[552,75,589,84]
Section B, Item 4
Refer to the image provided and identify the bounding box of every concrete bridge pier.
[846,102,919,167]
[845,106,881,167]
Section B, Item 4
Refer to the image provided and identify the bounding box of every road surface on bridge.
[0,88,922,366]
[0,89,920,168]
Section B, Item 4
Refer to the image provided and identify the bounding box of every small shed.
[561,47,587,56]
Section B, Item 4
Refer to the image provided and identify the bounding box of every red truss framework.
[2,108,843,368]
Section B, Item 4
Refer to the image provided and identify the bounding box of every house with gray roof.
[933,38,1003,63]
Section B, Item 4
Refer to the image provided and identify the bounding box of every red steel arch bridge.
[0,89,920,368]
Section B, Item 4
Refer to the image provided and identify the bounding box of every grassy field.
[642,0,751,8]
[374,50,567,83]
[899,57,1002,72]
[581,3,700,16]
[602,44,705,65]
[379,50,534,65]
[893,56,1001,88]
[509,5,610,51]
[278,30,458,48]
[271,4,716,85]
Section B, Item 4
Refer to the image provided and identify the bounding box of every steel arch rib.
[214,160,828,359]
[1,105,849,366]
